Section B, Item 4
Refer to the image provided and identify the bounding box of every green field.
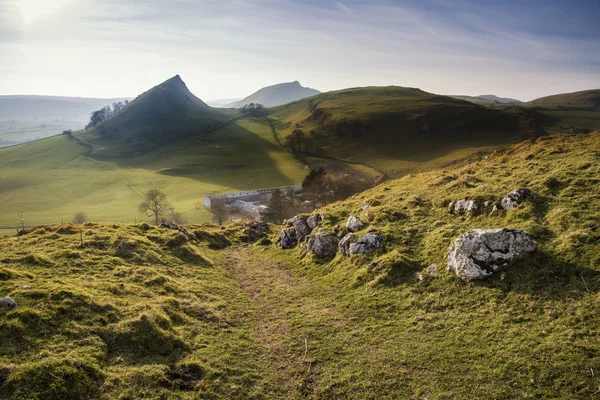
[0,118,308,230]
[1,132,599,398]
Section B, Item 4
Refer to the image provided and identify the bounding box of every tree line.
[86,100,130,129]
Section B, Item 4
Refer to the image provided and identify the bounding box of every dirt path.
[218,246,346,397]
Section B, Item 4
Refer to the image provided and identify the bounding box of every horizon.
[1,0,599,102]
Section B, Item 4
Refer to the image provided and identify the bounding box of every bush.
[73,212,88,224]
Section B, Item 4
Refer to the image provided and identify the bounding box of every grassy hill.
[227,81,320,108]
[271,86,546,177]
[77,76,235,157]
[1,131,599,398]
[0,117,308,233]
[527,89,600,109]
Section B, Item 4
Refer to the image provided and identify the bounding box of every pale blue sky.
[0,0,598,101]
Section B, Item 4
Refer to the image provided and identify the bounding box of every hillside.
[0,95,130,147]
[227,81,320,108]
[271,86,546,177]
[451,94,522,106]
[1,132,599,398]
[77,75,234,157]
[527,89,600,109]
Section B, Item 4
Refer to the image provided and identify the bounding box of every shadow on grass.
[475,251,599,301]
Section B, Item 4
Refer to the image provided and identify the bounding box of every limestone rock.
[346,216,364,232]
[339,233,357,257]
[349,233,384,256]
[453,199,478,215]
[293,218,312,241]
[447,228,537,281]
[500,189,529,211]
[307,214,322,229]
[0,297,18,310]
[307,232,339,258]
[277,227,297,249]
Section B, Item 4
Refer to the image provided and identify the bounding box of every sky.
[0,0,598,101]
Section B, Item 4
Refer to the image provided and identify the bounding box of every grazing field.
[0,118,308,230]
[1,132,599,398]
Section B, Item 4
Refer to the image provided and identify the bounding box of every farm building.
[203,185,302,220]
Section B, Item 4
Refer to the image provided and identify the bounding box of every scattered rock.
[334,224,341,235]
[426,264,438,276]
[339,233,357,257]
[500,189,529,211]
[292,218,312,241]
[306,232,339,258]
[161,219,191,241]
[447,228,537,281]
[23,284,31,291]
[277,227,297,249]
[0,297,17,310]
[346,216,364,232]
[367,262,378,270]
[452,199,478,215]
[307,214,322,229]
[348,233,384,256]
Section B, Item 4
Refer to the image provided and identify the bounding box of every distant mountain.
[0,95,131,120]
[78,75,231,157]
[227,81,320,108]
[450,94,522,106]
[527,89,600,109]
[0,95,131,147]
[206,98,242,108]
[477,95,523,104]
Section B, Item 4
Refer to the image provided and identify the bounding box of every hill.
[0,95,130,147]
[77,75,234,157]
[271,86,546,177]
[451,94,523,106]
[527,89,600,109]
[1,131,599,398]
[227,81,320,108]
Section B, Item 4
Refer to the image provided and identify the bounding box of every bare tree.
[211,202,229,225]
[139,189,171,225]
[73,212,88,224]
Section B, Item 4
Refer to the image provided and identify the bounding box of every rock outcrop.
[339,233,357,257]
[346,216,364,232]
[500,189,529,211]
[161,219,191,241]
[292,217,312,241]
[277,227,297,249]
[0,297,18,310]
[348,233,383,256]
[307,232,339,258]
[447,228,537,281]
[452,199,479,215]
[307,214,323,229]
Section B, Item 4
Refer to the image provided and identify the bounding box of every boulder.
[161,219,191,241]
[307,214,322,229]
[277,227,297,249]
[339,233,357,257]
[307,233,339,258]
[348,233,384,256]
[453,199,478,215]
[448,228,537,281]
[0,297,17,310]
[292,218,312,241]
[500,189,529,211]
[346,216,364,232]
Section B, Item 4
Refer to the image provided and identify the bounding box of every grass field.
[1,132,599,398]
[0,118,308,230]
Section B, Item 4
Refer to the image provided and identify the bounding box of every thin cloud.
[335,1,355,16]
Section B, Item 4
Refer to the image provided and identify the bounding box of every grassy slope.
[271,86,543,177]
[1,132,599,398]
[77,76,234,157]
[0,118,307,230]
[527,89,600,109]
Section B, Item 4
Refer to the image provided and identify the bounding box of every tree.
[302,167,329,207]
[260,189,285,223]
[138,189,171,225]
[240,103,266,117]
[284,129,306,154]
[73,212,88,224]
[86,105,113,129]
[211,202,229,225]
